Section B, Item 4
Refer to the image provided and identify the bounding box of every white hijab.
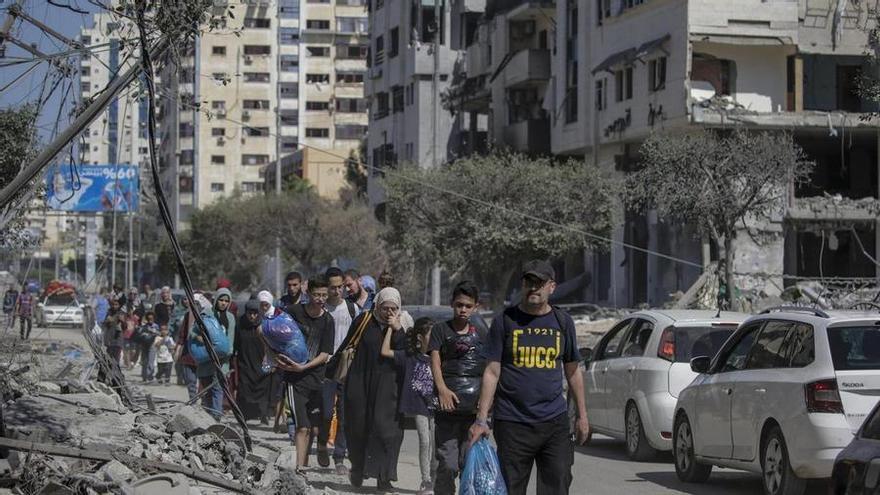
[257,290,275,317]
[374,287,413,329]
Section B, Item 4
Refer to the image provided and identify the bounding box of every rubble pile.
[0,332,313,494]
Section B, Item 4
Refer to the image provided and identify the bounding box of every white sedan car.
[673,307,880,495]
[583,310,747,460]
[36,293,85,327]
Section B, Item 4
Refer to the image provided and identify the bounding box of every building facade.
[547,0,880,307]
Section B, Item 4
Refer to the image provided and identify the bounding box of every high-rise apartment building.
[364,0,460,206]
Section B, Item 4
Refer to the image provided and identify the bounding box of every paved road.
[39,322,831,495]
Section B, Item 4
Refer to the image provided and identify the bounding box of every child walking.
[153,324,175,385]
[381,317,437,495]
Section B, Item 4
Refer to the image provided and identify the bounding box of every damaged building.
[537,0,880,307]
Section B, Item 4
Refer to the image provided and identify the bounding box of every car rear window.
[827,327,880,370]
[674,326,736,362]
[862,405,880,440]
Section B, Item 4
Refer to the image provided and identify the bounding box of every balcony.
[500,118,549,154]
[503,49,550,89]
[689,0,798,44]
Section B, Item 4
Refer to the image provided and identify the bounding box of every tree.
[344,138,369,200]
[627,129,813,309]
[0,105,40,250]
[382,150,615,308]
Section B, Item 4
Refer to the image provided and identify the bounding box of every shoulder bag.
[332,311,372,382]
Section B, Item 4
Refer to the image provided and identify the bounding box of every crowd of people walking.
[92,261,588,495]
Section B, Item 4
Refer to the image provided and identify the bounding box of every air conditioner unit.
[216,109,227,117]
[244,55,253,64]
[217,137,225,145]
[242,110,251,119]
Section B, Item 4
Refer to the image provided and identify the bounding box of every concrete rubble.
[0,334,320,495]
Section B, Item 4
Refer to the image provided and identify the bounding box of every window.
[375,0,383,9]
[307,46,330,57]
[242,154,270,165]
[280,82,299,98]
[306,101,330,111]
[179,122,194,137]
[211,100,226,110]
[336,98,368,113]
[280,137,298,151]
[597,320,633,360]
[405,142,414,161]
[337,0,366,5]
[243,17,271,28]
[564,0,578,123]
[211,128,225,137]
[211,155,226,165]
[280,110,299,125]
[243,45,271,56]
[336,17,368,34]
[720,326,760,373]
[81,82,91,92]
[243,72,270,83]
[649,57,667,92]
[746,321,796,369]
[179,149,194,165]
[670,326,738,363]
[81,66,91,77]
[243,99,271,110]
[389,27,399,58]
[622,320,653,357]
[828,327,880,370]
[595,79,606,111]
[306,20,330,30]
[597,0,611,24]
[375,35,384,64]
[335,124,367,139]
[308,0,329,3]
[305,128,329,138]
[243,126,270,137]
[306,73,330,83]
[375,92,389,119]
[392,85,404,113]
[280,27,300,44]
[788,324,815,367]
[280,55,299,71]
[336,72,364,84]
[279,0,299,18]
[241,182,264,192]
[615,66,633,102]
[337,44,368,59]
[211,183,225,192]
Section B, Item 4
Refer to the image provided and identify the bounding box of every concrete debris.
[166,405,217,436]
[97,459,136,483]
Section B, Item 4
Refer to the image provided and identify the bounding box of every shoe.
[317,448,330,468]
[260,416,269,425]
[376,480,394,494]
[349,471,363,488]
[416,481,434,495]
[335,463,349,476]
[295,466,308,478]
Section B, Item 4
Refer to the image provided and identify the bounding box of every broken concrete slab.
[97,459,135,484]
[165,405,216,436]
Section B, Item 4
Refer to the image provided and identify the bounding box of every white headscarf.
[374,287,402,324]
[193,293,211,313]
[257,290,275,317]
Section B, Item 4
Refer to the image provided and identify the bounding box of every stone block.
[97,459,135,484]
[165,406,216,436]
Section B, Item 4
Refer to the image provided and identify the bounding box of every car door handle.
[755,388,766,394]
[722,387,733,395]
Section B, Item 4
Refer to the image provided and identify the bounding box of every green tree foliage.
[181,191,387,289]
[0,105,40,249]
[627,129,814,308]
[382,150,615,307]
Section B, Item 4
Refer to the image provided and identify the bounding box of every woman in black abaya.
[341,287,408,493]
[233,300,276,423]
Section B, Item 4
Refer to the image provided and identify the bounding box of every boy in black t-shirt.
[428,281,486,495]
[276,276,335,473]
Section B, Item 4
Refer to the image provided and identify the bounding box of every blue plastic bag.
[460,438,507,495]
[188,313,232,364]
[262,311,308,364]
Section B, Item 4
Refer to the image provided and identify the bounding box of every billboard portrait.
[46,164,139,213]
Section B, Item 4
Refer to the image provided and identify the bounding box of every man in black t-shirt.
[468,260,589,495]
[276,276,335,472]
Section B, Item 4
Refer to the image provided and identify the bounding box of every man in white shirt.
[321,267,360,473]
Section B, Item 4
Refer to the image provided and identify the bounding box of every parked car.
[673,306,880,495]
[582,310,747,460]
[832,399,880,494]
[36,292,85,327]
[401,305,491,334]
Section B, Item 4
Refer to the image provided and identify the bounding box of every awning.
[591,34,670,74]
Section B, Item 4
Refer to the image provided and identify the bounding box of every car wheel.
[625,402,658,461]
[761,426,806,495]
[673,413,712,483]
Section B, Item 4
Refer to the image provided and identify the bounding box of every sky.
[0,0,101,142]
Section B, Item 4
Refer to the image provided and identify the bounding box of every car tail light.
[805,379,844,414]
[657,327,674,361]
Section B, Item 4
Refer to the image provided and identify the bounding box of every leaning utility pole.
[429,0,442,306]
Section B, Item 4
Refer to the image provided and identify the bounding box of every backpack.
[345,300,356,320]
[187,313,232,364]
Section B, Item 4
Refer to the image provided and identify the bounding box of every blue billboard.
[46,164,139,212]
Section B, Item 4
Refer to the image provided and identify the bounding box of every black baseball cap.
[522,260,555,282]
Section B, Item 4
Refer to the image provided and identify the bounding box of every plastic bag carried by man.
[459,438,507,495]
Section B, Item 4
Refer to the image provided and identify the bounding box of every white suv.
[673,307,880,495]
[584,310,748,460]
